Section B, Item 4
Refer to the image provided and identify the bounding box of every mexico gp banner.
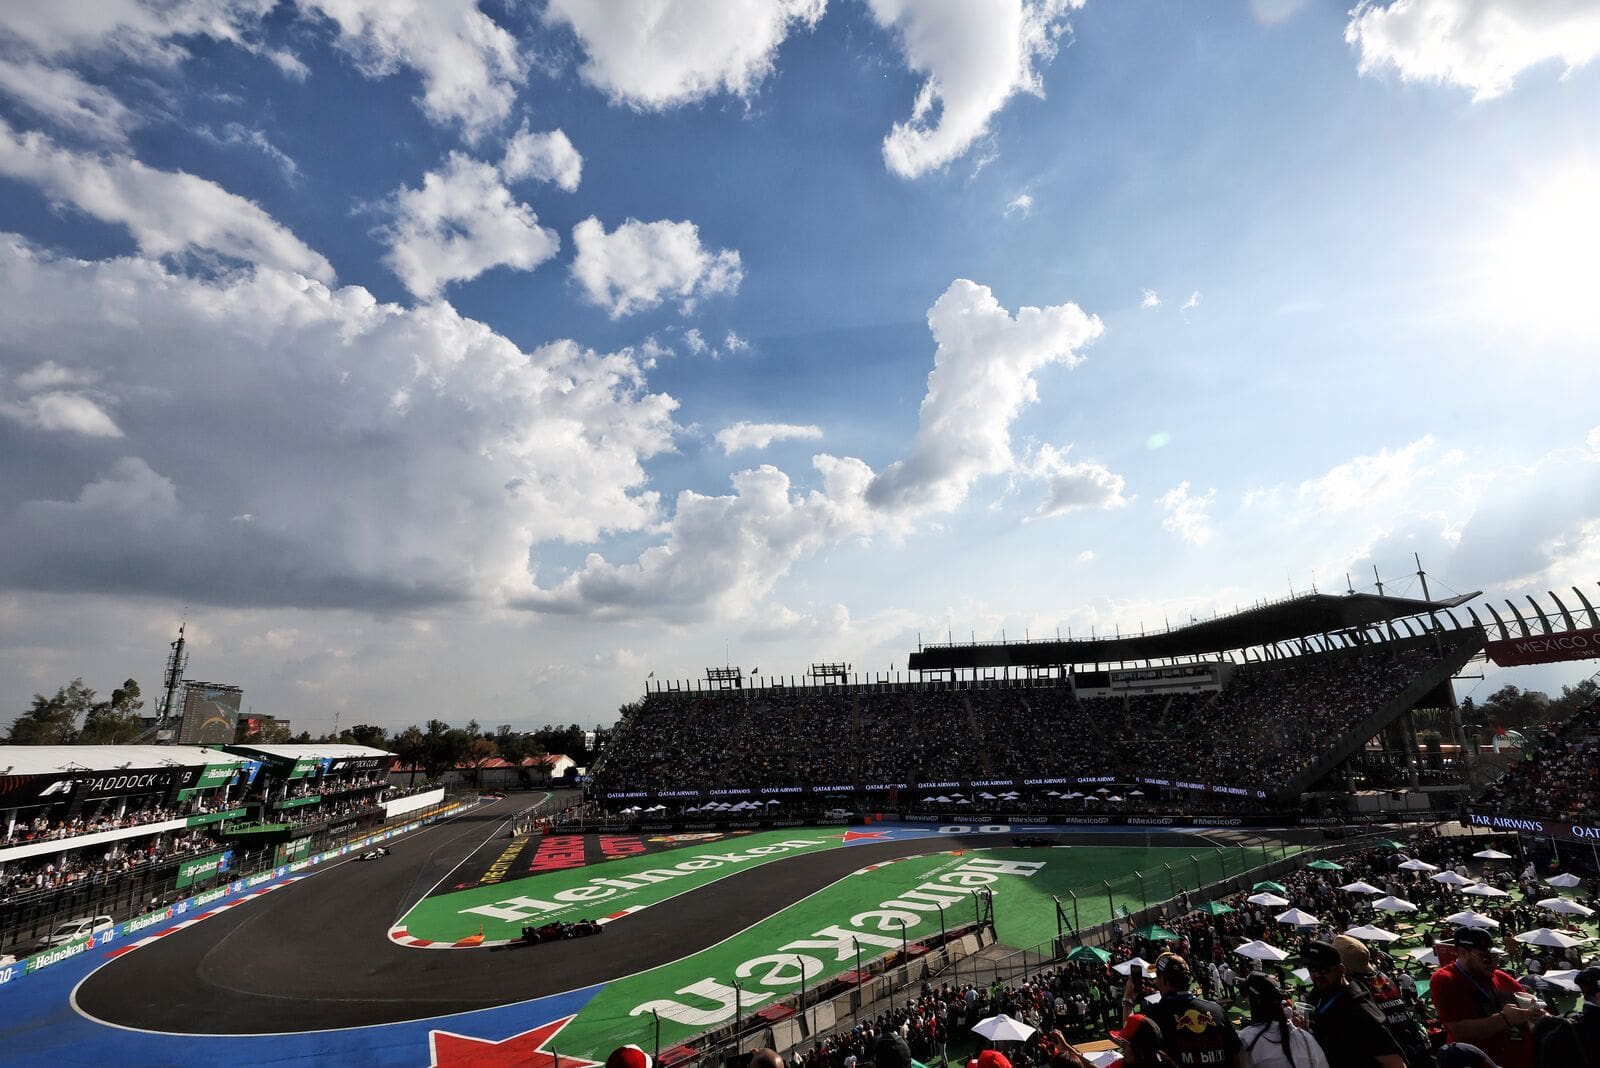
[1485,625,1600,667]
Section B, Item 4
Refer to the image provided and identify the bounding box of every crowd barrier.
[0,796,477,993]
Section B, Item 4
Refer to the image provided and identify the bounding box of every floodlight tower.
[155,621,189,741]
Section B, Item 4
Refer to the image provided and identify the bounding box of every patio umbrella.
[1275,908,1320,927]
[1254,880,1288,894]
[1307,859,1344,871]
[765,799,781,806]
[1129,789,1145,797]
[1431,870,1474,886]
[955,798,972,805]
[1067,945,1112,964]
[1096,787,1111,794]
[1290,967,1311,984]
[1135,924,1179,942]
[1515,928,1590,949]
[1546,873,1584,888]
[1376,839,1406,850]
[971,1013,1037,1042]
[1344,925,1401,944]
[1473,849,1514,861]
[1248,892,1291,908]
[1537,897,1596,918]
[1373,895,1419,913]
[1196,901,1235,916]
[1235,940,1290,962]
[1113,956,1152,976]
[979,792,997,800]
[1406,947,1441,967]
[1460,883,1509,898]
[1064,791,1084,800]
[1398,858,1440,872]
[1107,795,1126,803]
[1540,970,1585,993]
[1443,910,1500,928]
[1340,881,1384,895]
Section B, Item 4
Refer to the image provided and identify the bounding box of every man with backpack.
[1332,935,1435,1068]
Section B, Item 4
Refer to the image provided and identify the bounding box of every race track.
[73,800,1297,1035]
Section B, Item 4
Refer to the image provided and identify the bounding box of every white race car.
[356,846,392,861]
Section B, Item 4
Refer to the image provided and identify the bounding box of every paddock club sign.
[1484,624,1600,667]
[0,765,215,806]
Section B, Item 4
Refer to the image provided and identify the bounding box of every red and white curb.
[388,903,650,950]
[102,877,308,959]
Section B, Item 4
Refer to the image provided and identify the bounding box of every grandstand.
[0,741,424,956]
[595,591,1487,812]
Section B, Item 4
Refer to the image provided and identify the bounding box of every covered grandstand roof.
[907,590,1479,671]
[0,745,249,777]
[226,743,391,761]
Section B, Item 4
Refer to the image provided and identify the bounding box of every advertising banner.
[1485,625,1600,667]
[273,795,322,810]
[175,850,232,888]
[1468,810,1600,843]
[177,762,241,801]
[185,807,247,828]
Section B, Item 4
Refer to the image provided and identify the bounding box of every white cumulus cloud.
[1141,289,1161,309]
[0,118,332,281]
[868,0,1082,178]
[0,58,137,144]
[544,0,825,109]
[500,125,583,191]
[0,235,679,609]
[715,421,824,454]
[1158,481,1216,544]
[571,217,743,318]
[1024,443,1129,520]
[1346,0,1600,101]
[381,153,561,300]
[864,278,1103,514]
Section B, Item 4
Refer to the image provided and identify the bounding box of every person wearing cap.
[605,1046,653,1068]
[1112,1014,1180,1066]
[1301,940,1406,1068]
[1133,951,1241,1067]
[1331,934,1433,1068]
[1574,966,1600,1066]
[873,1033,913,1068]
[1429,925,1543,1068]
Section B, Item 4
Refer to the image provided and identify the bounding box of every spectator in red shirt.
[1429,927,1544,1068]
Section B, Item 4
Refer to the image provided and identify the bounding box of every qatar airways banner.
[1485,625,1600,667]
[1468,810,1600,844]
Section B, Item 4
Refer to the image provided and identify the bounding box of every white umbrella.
[1537,897,1596,918]
[1406,947,1441,967]
[1113,957,1152,976]
[1515,928,1590,949]
[1064,791,1084,799]
[1275,908,1321,927]
[1461,883,1510,898]
[1235,940,1290,962]
[1473,849,1514,861]
[1129,789,1145,797]
[1546,873,1584,888]
[979,792,997,800]
[955,798,972,805]
[1430,870,1473,886]
[1344,925,1401,944]
[1248,892,1291,907]
[1096,787,1111,794]
[1373,895,1419,913]
[1082,1052,1121,1068]
[971,1013,1037,1042]
[1340,881,1384,895]
[1398,858,1440,872]
[1291,967,1311,984]
[1107,795,1126,802]
[765,799,781,806]
[1443,910,1500,928]
[1541,970,1584,992]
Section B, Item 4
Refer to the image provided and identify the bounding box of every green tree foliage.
[7,679,97,743]
[340,723,389,749]
[79,679,145,743]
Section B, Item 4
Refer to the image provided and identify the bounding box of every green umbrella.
[1196,900,1235,915]
[1067,945,1112,964]
[1376,839,1406,851]
[1253,881,1288,894]
[1307,859,1345,871]
[1134,924,1179,941]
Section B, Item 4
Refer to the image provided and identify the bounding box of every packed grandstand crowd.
[1479,697,1600,821]
[596,639,1467,795]
[0,829,214,901]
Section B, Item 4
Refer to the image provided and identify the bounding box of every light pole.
[1164,862,1176,902]
[937,901,947,947]
[1104,879,1115,925]
[1190,854,1203,893]
[854,937,863,1018]
[1068,889,1081,941]
[1135,871,1148,913]
[796,955,808,1036]
[732,979,742,1046]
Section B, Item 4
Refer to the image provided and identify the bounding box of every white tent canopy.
[1340,881,1384,895]
[1430,870,1473,886]
[1460,883,1509,898]
[1398,858,1440,872]
[1546,873,1583,888]
[1248,892,1291,907]
[1275,908,1320,927]
[1537,897,1595,917]
[1112,957,1152,976]
[1372,896,1418,913]
[1473,849,1513,860]
[1514,928,1589,949]
[1443,910,1500,928]
[1344,925,1401,944]
[971,1013,1037,1042]
[1235,940,1290,962]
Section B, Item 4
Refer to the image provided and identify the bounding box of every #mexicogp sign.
[1485,624,1600,667]
[176,850,232,888]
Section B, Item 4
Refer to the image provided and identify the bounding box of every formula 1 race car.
[356,846,392,861]
[520,918,603,944]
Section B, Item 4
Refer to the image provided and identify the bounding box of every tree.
[393,725,426,784]
[8,679,96,743]
[342,723,389,750]
[79,679,145,744]
[1477,685,1550,732]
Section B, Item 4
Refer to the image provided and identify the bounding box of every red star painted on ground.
[834,829,892,842]
[428,1015,600,1068]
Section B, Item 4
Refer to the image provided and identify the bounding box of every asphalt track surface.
[75,803,1295,1035]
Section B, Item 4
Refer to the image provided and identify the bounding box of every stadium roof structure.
[226,742,391,761]
[0,744,249,777]
[907,591,1479,672]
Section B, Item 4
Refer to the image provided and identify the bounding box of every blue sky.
[2,0,1598,734]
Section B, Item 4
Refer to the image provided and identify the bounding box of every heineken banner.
[273,795,321,810]
[185,807,247,828]
[175,850,232,889]
[274,838,312,866]
[177,763,242,801]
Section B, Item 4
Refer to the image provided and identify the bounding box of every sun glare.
[1477,165,1600,340]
